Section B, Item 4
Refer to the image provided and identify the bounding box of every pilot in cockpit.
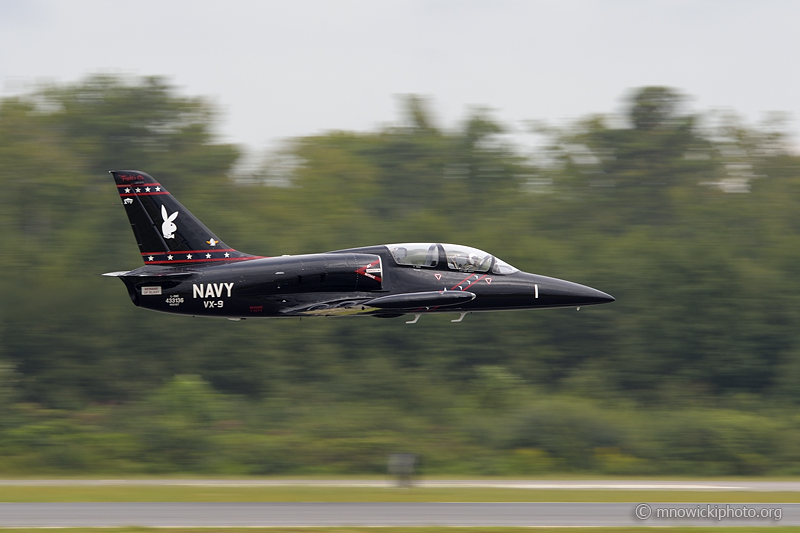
[450,253,478,271]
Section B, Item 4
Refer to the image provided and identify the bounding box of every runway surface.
[0,502,795,527]
[2,480,797,527]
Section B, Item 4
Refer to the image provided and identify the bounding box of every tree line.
[1,75,799,475]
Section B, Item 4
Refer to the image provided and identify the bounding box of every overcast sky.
[1,0,797,151]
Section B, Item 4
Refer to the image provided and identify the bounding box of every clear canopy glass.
[387,243,439,268]
[491,257,518,275]
[442,243,494,273]
[387,243,518,275]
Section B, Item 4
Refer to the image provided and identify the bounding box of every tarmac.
[1,479,797,527]
[0,501,795,527]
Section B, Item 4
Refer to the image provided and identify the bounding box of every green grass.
[0,529,799,533]
[1,485,799,503]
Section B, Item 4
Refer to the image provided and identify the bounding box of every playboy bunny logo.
[161,205,178,239]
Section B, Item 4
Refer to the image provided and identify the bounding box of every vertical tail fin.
[110,170,255,265]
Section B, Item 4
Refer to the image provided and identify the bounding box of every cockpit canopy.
[387,243,519,275]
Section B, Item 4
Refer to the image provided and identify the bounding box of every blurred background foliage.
[1,75,800,475]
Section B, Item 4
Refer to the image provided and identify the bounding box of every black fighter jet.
[104,171,613,322]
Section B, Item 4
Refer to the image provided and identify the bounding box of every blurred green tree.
[2,75,800,476]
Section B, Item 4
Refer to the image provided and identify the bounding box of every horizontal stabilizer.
[102,266,198,278]
[364,290,475,309]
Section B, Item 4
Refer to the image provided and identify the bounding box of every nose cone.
[570,284,615,306]
[533,275,615,308]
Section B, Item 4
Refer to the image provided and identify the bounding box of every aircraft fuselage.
[105,171,614,321]
[114,245,613,320]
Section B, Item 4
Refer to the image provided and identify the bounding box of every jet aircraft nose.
[527,274,615,308]
[552,278,614,307]
[574,285,615,305]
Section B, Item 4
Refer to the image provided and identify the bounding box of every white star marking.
[186,254,192,259]
[224,252,230,258]
[167,255,173,260]
[155,186,161,192]
[145,187,151,192]
[205,253,211,259]
[124,188,130,193]
[148,256,154,261]
[135,187,141,193]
